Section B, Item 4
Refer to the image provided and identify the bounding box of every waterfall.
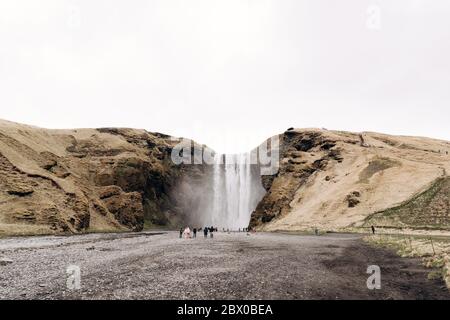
[209,153,265,230]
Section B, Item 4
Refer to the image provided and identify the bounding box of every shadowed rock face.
[0,121,209,236]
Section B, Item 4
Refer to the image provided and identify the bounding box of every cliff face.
[0,120,208,236]
[2,119,450,236]
[250,129,450,232]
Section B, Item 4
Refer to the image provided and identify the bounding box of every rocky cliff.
[250,128,450,232]
[0,119,208,236]
[2,119,450,236]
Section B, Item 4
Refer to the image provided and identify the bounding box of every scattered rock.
[0,258,13,266]
[98,185,123,199]
[346,191,361,208]
[6,184,34,196]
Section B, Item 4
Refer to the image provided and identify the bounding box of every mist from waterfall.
[206,153,266,230]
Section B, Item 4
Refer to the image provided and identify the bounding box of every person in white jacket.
[183,227,191,239]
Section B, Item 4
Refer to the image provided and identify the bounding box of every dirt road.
[0,231,448,300]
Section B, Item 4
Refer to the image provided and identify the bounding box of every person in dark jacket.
[203,227,208,238]
[179,228,183,238]
[193,228,197,238]
[371,226,376,234]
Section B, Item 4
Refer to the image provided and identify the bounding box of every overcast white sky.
[0,0,449,153]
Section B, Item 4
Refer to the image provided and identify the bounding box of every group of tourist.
[179,226,217,239]
[179,226,251,239]
[223,227,249,233]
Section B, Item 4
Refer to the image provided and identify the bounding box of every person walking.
[183,227,191,239]
[371,225,376,234]
[193,228,197,238]
[204,227,208,238]
[179,228,183,238]
[210,226,214,238]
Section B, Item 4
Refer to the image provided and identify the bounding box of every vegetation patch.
[359,157,401,184]
[364,177,450,229]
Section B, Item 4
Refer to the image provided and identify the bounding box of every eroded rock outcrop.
[249,130,345,228]
[0,120,207,236]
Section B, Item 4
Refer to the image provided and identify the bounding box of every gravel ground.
[0,231,449,300]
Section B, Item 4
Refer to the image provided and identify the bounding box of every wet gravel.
[0,231,449,300]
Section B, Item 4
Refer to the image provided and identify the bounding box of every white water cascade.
[208,153,266,230]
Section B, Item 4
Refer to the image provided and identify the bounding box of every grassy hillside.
[252,129,450,232]
[364,177,450,230]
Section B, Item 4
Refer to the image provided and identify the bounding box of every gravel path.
[0,231,448,300]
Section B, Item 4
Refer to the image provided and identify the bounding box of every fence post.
[430,237,436,256]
